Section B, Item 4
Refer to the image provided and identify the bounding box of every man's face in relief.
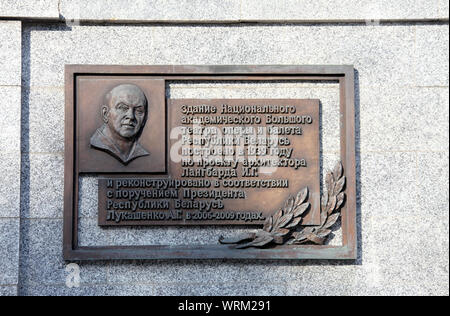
[103,85,148,140]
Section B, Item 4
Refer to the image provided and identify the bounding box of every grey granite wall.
[60,0,450,22]
[0,0,449,296]
[0,1,58,19]
[0,20,21,296]
[2,1,449,21]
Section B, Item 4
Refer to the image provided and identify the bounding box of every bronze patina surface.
[77,77,166,173]
[90,84,150,165]
[63,65,357,261]
[98,98,320,226]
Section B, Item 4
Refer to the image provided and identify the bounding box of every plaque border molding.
[64,65,357,261]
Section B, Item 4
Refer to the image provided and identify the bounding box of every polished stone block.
[0,21,21,86]
[0,0,59,19]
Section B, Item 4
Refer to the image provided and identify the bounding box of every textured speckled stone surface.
[0,21,22,297]
[19,284,109,296]
[19,219,108,287]
[23,24,421,89]
[12,20,450,296]
[108,260,302,285]
[22,87,65,153]
[0,86,21,221]
[0,0,59,19]
[0,86,21,154]
[415,24,449,87]
[0,21,21,86]
[0,286,17,296]
[153,282,288,296]
[20,283,159,296]
[152,25,417,88]
[439,0,450,17]
[23,24,159,88]
[60,0,242,22]
[21,154,64,218]
[1,0,448,23]
[0,153,21,218]
[360,87,449,152]
[241,0,445,21]
[0,219,20,285]
[360,152,418,217]
[58,0,448,23]
[0,85,21,221]
[417,152,450,219]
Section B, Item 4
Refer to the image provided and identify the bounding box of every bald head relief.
[91,83,151,164]
[102,84,148,140]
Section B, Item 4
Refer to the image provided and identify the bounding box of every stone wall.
[0,20,21,296]
[0,0,449,296]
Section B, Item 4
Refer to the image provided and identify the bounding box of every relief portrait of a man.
[90,84,150,165]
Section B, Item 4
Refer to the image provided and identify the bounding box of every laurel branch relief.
[219,161,346,248]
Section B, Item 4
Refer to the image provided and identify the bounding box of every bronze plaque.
[64,65,357,261]
[97,98,320,226]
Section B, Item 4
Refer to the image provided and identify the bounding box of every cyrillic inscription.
[98,99,320,226]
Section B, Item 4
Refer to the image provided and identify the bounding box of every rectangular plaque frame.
[64,65,357,261]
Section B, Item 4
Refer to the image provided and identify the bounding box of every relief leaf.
[336,192,346,210]
[295,187,309,206]
[284,198,295,214]
[301,227,316,235]
[326,173,334,194]
[333,162,343,181]
[323,213,340,229]
[306,234,327,245]
[272,209,284,228]
[278,213,294,228]
[272,229,290,244]
[236,234,274,249]
[286,239,297,245]
[321,207,329,226]
[293,202,310,217]
[321,193,328,213]
[263,216,273,232]
[218,162,345,249]
[273,228,291,237]
[285,217,302,229]
[327,195,337,215]
[316,229,332,238]
[292,231,305,240]
[334,176,346,195]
